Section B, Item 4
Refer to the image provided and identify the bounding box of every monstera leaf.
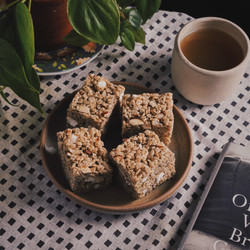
[67,0,120,45]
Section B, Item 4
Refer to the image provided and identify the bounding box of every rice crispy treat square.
[121,92,174,145]
[57,127,113,193]
[66,74,125,134]
[109,130,175,199]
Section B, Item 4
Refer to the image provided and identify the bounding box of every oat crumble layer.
[121,92,174,145]
[57,127,112,193]
[109,130,175,198]
[67,74,125,133]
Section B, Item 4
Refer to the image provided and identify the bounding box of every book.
[178,142,250,250]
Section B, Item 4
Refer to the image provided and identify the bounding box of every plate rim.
[35,45,104,76]
[40,81,193,214]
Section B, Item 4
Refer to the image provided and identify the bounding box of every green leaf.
[67,0,120,45]
[0,89,19,107]
[14,2,40,92]
[123,8,142,29]
[0,2,43,113]
[117,0,135,8]
[135,0,162,23]
[120,21,135,51]
[133,27,145,44]
[64,29,90,47]
[0,39,43,113]
[0,3,40,92]
[14,3,35,71]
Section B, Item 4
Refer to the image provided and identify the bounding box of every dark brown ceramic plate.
[40,82,193,214]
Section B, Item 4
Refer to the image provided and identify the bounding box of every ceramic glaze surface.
[171,17,250,105]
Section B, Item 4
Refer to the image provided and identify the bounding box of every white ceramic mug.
[171,17,250,105]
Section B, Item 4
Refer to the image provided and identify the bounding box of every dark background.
[160,1,249,37]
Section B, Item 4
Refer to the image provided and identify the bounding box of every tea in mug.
[180,28,245,71]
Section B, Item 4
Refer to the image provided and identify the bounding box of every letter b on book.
[229,227,250,246]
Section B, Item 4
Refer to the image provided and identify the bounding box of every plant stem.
[27,0,31,11]
[120,10,127,20]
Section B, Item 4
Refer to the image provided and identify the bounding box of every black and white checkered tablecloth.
[1,11,249,250]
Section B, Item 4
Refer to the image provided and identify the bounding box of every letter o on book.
[232,194,248,208]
